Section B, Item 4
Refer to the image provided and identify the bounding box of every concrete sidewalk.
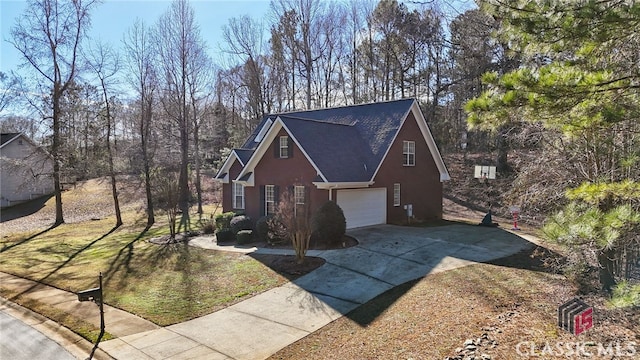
[98,224,534,360]
[0,272,159,360]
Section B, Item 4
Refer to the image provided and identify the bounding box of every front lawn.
[0,210,293,328]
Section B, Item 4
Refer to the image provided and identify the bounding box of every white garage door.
[336,188,387,229]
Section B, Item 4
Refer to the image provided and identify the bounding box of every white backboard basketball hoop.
[474,165,496,180]
[509,205,520,214]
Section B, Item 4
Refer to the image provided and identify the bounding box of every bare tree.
[270,9,299,110]
[222,16,266,120]
[155,0,209,233]
[271,0,325,109]
[0,72,21,114]
[10,0,98,226]
[124,18,157,227]
[275,187,311,264]
[85,40,123,227]
[187,45,214,216]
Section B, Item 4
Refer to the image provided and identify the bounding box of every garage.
[336,188,387,229]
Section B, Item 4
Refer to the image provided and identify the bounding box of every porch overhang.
[235,172,254,187]
[213,172,229,184]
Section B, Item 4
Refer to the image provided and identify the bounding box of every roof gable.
[236,117,327,185]
[371,101,450,181]
[0,133,21,148]
[0,133,54,161]
[230,98,449,185]
[214,148,255,183]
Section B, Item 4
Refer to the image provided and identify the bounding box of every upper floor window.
[279,136,289,158]
[403,140,415,166]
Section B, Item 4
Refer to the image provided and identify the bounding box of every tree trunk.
[193,112,203,215]
[52,83,64,226]
[141,99,155,227]
[496,125,510,173]
[598,248,617,293]
[178,97,190,234]
[102,82,122,227]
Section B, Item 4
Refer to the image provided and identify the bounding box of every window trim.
[233,182,245,209]
[279,136,289,158]
[403,140,415,166]
[393,183,401,207]
[294,185,305,205]
[265,184,276,215]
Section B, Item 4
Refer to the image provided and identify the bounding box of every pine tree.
[466,0,640,292]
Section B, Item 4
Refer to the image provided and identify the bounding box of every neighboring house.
[0,133,55,208]
[215,99,450,229]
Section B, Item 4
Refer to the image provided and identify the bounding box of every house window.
[279,136,289,158]
[265,185,276,215]
[233,183,244,209]
[403,140,415,166]
[294,186,305,205]
[294,185,305,216]
[393,183,401,207]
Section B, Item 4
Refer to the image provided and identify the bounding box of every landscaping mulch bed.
[249,254,325,278]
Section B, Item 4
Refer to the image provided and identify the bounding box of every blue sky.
[1,0,475,76]
[1,0,273,73]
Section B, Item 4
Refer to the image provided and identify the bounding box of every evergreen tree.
[466,0,640,292]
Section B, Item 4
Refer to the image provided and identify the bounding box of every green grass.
[0,209,291,328]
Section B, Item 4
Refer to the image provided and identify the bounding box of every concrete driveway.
[289,224,534,313]
[101,224,534,360]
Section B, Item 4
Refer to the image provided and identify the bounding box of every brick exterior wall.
[373,112,443,223]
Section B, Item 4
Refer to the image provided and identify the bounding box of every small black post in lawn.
[77,272,105,360]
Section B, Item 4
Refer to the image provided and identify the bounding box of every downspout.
[328,185,337,201]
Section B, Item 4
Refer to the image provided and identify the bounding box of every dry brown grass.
[269,248,639,360]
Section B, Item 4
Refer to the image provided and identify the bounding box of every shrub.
[230,215,253,235]
[236,230,254,245]
[256,215,288,244]
[215,228,235,243]
[311,200,346,247]
[255,216,272,241]
[214,211,235,231]
[198,214,216,234]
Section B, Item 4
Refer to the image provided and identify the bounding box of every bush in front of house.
[255,215,272,242]
[200,217,216,234]
[311,200,346,247]
[236,230,253,245]
[215,228,235,243]
[197,213,217,234]
[215,211,235,231]
[230,214,253,235]
[256,215,288,245]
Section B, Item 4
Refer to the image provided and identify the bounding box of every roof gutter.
[312,181,374,190]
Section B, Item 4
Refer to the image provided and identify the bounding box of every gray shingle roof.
[238,99,416,182]
[279,116,375,182]
[234,149,254,165]
[0,133,21,147]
